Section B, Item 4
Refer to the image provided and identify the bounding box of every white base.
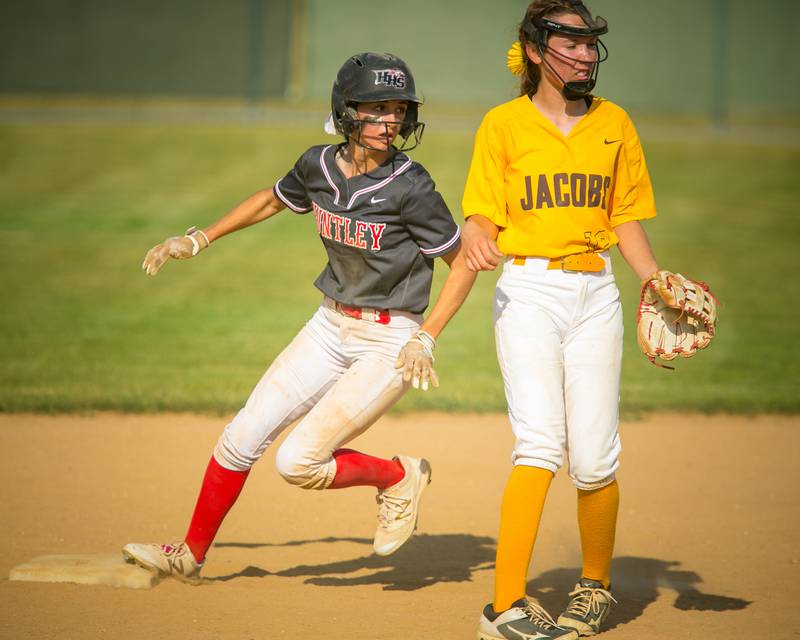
[9,554,160,589]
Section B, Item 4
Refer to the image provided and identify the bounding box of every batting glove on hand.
[142,227,210,276]
[395,330,438,392]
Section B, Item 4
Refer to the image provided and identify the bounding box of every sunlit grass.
[1,123,797,413]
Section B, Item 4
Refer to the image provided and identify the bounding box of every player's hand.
[462,219,503,272]
[142,228,209,276]
[395,331,438,392]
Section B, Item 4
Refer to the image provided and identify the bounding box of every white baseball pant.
[213,297,421,489]
[494,252,623,490]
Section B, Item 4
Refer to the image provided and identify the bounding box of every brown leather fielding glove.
[142,227,209,276]
[637,270,719,368]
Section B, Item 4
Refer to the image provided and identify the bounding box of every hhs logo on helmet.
[373,69,406,88]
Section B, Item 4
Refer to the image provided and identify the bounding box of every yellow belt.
[513,253,606,272]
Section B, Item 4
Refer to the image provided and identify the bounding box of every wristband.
[413,329,436,355]
[185,227,210,256]
[187,233,201,256]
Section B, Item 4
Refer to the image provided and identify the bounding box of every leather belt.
[335,302,391,325]
[513,253,606,273]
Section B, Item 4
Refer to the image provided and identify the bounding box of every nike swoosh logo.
[370,196,386,204]
[604,138,620,145]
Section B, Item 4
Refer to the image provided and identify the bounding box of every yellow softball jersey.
[462,95,656,258]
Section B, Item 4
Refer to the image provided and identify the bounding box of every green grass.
[0,122,797,414]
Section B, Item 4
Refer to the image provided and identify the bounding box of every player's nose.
[575,45,597,62]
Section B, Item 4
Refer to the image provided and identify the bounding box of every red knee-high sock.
[328,448,405,490]
[183,456,250,563]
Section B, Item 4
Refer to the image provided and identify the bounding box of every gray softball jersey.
[274,144,461,314]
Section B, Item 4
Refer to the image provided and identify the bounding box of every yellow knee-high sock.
[577,480,619,588]
[493,465,554,612]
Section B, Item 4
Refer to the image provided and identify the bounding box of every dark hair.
[518,0,582,96]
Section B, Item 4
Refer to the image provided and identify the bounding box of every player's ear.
[524,42,542,65]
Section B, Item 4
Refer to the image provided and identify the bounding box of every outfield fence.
[1,0,799,124]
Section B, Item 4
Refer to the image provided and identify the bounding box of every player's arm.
[615,220,659,281]
[462,215,503,271]
[419,244,477,339]
[202,188,286,243]
[142,188,286,276]
[461,113,507,272]
[395,244,477,391]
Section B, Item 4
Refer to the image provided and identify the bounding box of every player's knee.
[213,410,266,472]
[274,445,331,490]
[214,433,257,472]
[569,458,617,490]
[511,441,563,473]
[568,437,620,489]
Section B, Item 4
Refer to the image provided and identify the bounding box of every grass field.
[0,118,798,414]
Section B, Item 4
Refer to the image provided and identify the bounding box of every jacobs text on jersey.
[520,173,612,210]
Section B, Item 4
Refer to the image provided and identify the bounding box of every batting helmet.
[329,52,425,151]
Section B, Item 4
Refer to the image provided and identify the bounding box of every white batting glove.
[395,330,439,392]
[142,227,210,276]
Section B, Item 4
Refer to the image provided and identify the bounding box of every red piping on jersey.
[320,146,342,205]
[274,179,309,212]
[319,145,413,210]
[344,158,413,210]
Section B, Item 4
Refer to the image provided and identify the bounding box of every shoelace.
[159,542,184,558]
[159,542,197,574]
[375,493,411,526]
[565,586,617,618]
[522,601,560,630]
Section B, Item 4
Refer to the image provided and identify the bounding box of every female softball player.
[122,52,475,581]
[462,2,659,638]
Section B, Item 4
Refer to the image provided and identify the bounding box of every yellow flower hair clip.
[506,41,527,76]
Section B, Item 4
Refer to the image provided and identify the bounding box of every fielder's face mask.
[524,0,609,100]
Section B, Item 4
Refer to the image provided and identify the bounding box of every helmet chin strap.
[562,79,595,101]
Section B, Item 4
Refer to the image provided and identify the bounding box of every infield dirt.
[1,413,796,639]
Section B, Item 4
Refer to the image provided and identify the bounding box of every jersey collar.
[522,94,605,140]
[320,145,413,210]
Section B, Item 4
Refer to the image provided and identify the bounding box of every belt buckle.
[558,257,573,272]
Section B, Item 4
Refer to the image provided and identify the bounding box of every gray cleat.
[478,598,579,640]
[557,578,616,636]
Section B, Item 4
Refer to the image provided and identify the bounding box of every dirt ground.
[1,412,797,640]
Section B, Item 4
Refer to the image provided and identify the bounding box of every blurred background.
[2,0,799,125]
[1,0,798,414]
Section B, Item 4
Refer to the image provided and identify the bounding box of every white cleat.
[122,541,202,583]
[373,455,431,556]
